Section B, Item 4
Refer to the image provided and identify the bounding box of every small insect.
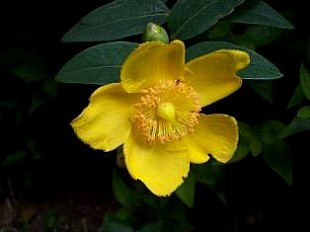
[175,79,182,85]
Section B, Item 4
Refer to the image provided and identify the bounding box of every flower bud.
[142,22,169,44]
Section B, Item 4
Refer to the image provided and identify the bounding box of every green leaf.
[232,24,284,47]
[280,116,310,138]
[61,0,169,42]
[245,79,273,103]
[193,160,226,203]
[0,48,47,82]
[175,171,195,208]
[287,83,306,108]
[101,214,134,232]
[300,63,310,101]
[112,169,140,208]
[260,120,286,144]
[230,136,251,163]
[42,79,59,97]
[55,42,138,84]
[167,0,245,41]
[226,0,294,29]
[259,120,292,186]
[297,105,310,119]
[230,121,262,163]
[262,141,292,186]
[1,150,28,167]
[27,91,49,115]
[137,221,163,232]
[186,41,283,80]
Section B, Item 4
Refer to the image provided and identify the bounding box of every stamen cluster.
[133,80,201,144]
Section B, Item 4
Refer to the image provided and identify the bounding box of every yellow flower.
[71,40,250,196]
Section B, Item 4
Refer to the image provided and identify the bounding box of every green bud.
[142,22,169,44]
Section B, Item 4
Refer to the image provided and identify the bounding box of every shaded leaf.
[101,214,134,232]
[168,0,245,40]
[226,0,293,29]
[137,221,163,232]
[0,48,47,82]
[42,79,59,97]
[245,79,273,103]
[175,171,195,208]
[55,42,138,84]
[259,120,292,186]
[260,120,286,144]
[1,150,28,167]
[297,105,310,119]
[300,63,310,100]
[186,41,283,79]
[230,121,262,163]
[232,24,284,48]
[262,141,292,186]
[280,116,310,138]
[112,169,140,208]
[27,91,49,116]
[230,136,251,163]
[62,0,169,42]
[193,160,226,203]
[287,83,305,108]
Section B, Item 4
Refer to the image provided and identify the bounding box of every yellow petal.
[185,114,239,163]
[124,131,190,196]
[121,40,185,93]
[185,49,250,107]
[71,83,141,152]
[183,135,211,164]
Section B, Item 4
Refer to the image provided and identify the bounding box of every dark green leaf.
[186,41,283,79]
[280,116,310,138]
[262,141,292,186]
[1,150,28,167]
[239,122,262,156]
[112,169,140,208]
[137,221,163,232]
[168,0,245,40]
[287,83,305,108]
[175,171,195,208]
[101,214,134,232]
[0,48,47,82]
[226,0,294,29]
[245,79,273,103]
[230,136,251,163]
[28,91,49,116]
[232,24,284,48]
[55,42,138,85]
[42,79,59,97]
[61,0,169,42]
[260,120,286,144]
[193,160,226,203]
[259,120,292,186]
[300,63,310,100]
[297,105,310,119]
[25,135,41,159]
[230,121,262,163]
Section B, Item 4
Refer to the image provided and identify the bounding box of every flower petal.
[183,135,211,164]
[185,50,250,107]
[124,131,190,196]
[185,114,239,163]
[121,40,185,93]
[71,83,141,152]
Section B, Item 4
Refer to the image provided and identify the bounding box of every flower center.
[157,102,175,122]
[133,80,201,144]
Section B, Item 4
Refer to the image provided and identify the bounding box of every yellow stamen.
[133,81,201,144]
